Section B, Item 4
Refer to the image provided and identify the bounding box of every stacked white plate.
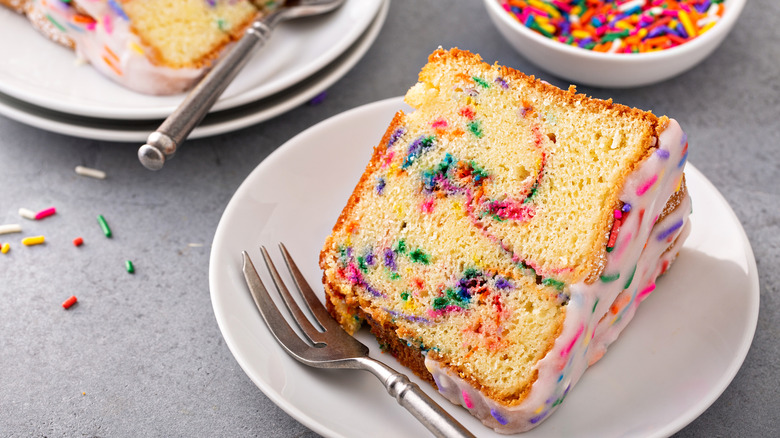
[0,0,388,141]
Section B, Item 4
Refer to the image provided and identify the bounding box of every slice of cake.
[319,48,691,433]
[8,0,281,95]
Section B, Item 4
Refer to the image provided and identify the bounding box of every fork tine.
[277,243,345,333]
[241,251,312,359]
[259,246,327,345]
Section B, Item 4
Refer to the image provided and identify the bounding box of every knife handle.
[138,20,273,171]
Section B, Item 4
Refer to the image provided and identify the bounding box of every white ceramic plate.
[0,1,388,142]
[209,97,759,438]
[0,0,382,120]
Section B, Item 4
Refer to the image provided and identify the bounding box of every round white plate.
[209,97,759,438]
[0,0,382,120]
[0,1,388,143]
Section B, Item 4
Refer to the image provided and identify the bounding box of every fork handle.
[137,19,274,170]
[366,361,475,438]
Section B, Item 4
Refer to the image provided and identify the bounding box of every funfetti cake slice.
[319,48,691,433]
[8,0,281,95]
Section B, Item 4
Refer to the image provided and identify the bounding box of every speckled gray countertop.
[1,1,778,437]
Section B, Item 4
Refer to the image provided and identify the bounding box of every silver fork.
[138,0,346,171]
[241,244,476,438]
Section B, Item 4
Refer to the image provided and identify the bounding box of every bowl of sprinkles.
[484,0,746,87]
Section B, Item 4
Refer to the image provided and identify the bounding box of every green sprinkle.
[97,214,112,238]
[125,260,135,274]
[409,248,431,264]
[215,17,228,32]
[602,30,629,42]
[542,278,565,291]
[389,271,401,280]
[432,296,448,310]
[600,272,620,283]
[45,14,67,33]
[357,255,368,273]
[592,298,599,313]
[472,76,491,88]
[467,120,483,138]
[394,239,407,254]
[400,291,410,301]
[623,265,637,289]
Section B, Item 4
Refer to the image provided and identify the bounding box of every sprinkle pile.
[499,0,726,53]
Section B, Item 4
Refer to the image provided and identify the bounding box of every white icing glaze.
[27,0,229,95]
[425,119,692,433]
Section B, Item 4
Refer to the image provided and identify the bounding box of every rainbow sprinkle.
[499,0,726,53]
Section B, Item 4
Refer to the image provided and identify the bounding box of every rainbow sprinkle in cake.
[320,48,692,432]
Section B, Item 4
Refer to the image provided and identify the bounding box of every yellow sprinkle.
[615,21,633,31]
[537,21,556,35]
[129,42,145,55]
[1,243,10,254]
[571,29,591,39]
[678,11,698,37]
[534,405,545,414]
[700,21,717,34]
[22,235,45,246]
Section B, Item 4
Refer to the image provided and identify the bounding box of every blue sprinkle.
[678,149,688,168]
[107,0,129,20]
[490,409,509,425]
[388,127,406,147]
[383,248,397,270]
[308,91,327,106]
[657,219,684,240]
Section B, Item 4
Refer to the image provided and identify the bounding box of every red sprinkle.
[62,295,78,309]
[73,237,84,247]
[35,207,57,220]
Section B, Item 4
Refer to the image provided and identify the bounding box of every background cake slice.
[4,0,281,95]
[319,48,691,432]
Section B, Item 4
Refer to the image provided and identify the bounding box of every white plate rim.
[0,0,382,120]
[209,96,760,438]
[0,1,389,142]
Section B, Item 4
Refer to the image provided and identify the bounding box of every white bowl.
[483,0,746,88]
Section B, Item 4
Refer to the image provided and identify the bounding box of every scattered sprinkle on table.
[499,0,726,53]
[0,224,22,235]
[35,207,57,220]
[308,91,328,106]
[75,165,107,179]
[125,260,135,274]
[22,235,45,246]
[1,243,10,254]
[18,208,36,220]
[73,237,84,247]
[97,214,112,238]
[62,295,78,309]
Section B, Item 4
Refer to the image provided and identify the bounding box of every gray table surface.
[1,1,778,437]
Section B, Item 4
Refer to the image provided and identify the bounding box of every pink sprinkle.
[638,283,656,300]
[431,118,448,129]
[615,232,632,258]
[420,198,435,213]
[613,209,622,219]
[462,390,474,409]
[35,207,57,220]
[560,324,584,358]
[103,14,113,34]
[636,174,658,196]
[86,22,96,31]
